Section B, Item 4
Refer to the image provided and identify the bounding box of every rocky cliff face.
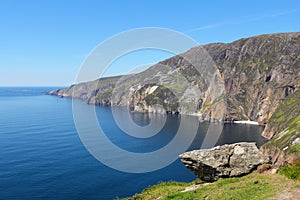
[47,76,121,106]
[49,32,300,124]
[261,89,300,166]
[48,32,300,165]
[204,33,300,123]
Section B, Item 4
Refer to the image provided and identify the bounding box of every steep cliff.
[205,33,300,123]
[48,32,300,164]
[48,76,121,106]
[49,32,300,124]
[261,89,300,166]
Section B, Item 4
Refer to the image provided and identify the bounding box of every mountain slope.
[49,32,300,124]
[48,32,300,165]
[205,33,300,123]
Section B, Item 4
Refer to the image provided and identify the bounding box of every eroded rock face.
[48,32,300,123]
[179,142,269,182]
[260,89,300,167]
[48,32,300,167]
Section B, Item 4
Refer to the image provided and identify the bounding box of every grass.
[278,162,300,180]
[288,115,300,132]
[267,89,300,130]
[262,89,300,159]
[95,89,113,100]
[123,170,300,200]
[286,144,300,154]
[123,180,202,200]
[200,101,212,113]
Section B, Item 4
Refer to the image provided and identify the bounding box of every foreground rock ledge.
[179,142,269,182]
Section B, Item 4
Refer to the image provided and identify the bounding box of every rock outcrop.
[179,142,269,182]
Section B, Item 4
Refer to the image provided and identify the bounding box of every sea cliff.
[48,32,300,165]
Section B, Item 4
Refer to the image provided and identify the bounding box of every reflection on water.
[0,87,268,200]
[99,109,267,154]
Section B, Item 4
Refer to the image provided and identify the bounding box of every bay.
[0,87,267,199]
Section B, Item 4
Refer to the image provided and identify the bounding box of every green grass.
[95,89,113,100]
[286,144,300,154]
[165,174,278,200]
[124,171,299,200]
[286,97,297,106]
[288,115,300,131]
[200,101,212,112]
[278,162,300,180]
[262,89,300,158]
[267,89,300,130]
[124,180,202,200]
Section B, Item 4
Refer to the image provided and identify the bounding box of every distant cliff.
[49,32,299,122]
[48,76,121,106]
[48,32,300,165]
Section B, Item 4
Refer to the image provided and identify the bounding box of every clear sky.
[0,0,299,86]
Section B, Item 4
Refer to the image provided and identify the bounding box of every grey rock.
[179,142,269,182]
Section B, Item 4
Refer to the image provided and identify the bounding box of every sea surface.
[0,87,267,199]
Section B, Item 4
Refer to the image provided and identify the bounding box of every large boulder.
[179,142,269,182]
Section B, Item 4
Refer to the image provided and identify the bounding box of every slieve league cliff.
[48,32,300,166]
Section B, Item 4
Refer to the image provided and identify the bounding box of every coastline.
[46,93,265,126]
[224,120,264,126]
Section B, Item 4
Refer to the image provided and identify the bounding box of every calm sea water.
[0,87,267,200]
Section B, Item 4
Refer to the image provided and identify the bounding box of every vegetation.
[262,89,300,157]
[122,180,202,200]
[123,170,300,200]
[143,85,179,111]
[199,101,212,113]
[286,144,300,154]
[278,162,300,180]
[268,89,300,135]
[95,89,113,100]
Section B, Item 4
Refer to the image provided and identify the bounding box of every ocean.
[0,87,267,199]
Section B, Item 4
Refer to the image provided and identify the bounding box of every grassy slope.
[261,89,300,165]
[124,165,300,200]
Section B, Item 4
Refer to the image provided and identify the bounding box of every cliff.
[261,89,300,166]
[204,33,299,123]
[49,32,300,123]
[48,32,300,165]
[48,75,122,106]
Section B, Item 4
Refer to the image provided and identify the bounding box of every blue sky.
[0,0,299,86]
